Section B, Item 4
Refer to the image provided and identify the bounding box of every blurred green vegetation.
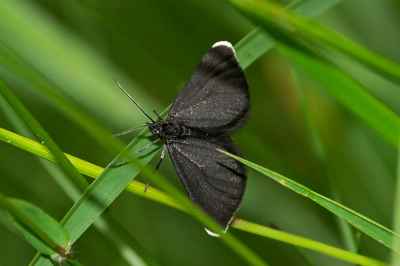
[0,0,400,265]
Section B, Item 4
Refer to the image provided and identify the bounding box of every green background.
[0,0,399,265]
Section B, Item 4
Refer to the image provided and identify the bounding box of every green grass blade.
[219,149,400,252]
[235,28,274,69]
[0,127,388,266]
[286,0,341,17]
[62,137,159,243]
[0,81,88,191]
[65,260,82,266]
[0,194,70,258]
[230,0,400,83]
[0,127,180,211]
[30,132,160,266]
[278,44,400,147]
[235,0,341,69]
[234,219,385,266]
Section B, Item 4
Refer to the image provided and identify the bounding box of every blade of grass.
[230,0,400,83]
[235,0,341,69]
[0,85,158,266]
[233,219,385,266]
[219,149,400,252]
[0,194,70,258]
[0,127,388,266]
[286,0,341,17]
[0,127,179,210]
[277,44,400,147]
[30,131,161,266]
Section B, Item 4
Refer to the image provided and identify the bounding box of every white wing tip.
[212,40,234,49]
[212,41,237,57]
[204,228,221,237]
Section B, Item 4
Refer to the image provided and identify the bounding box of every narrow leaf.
[0,195,70,256]
[220,150,400,252]
[31,132,160,266]
[230,0,400,82]
[235,0,341,68]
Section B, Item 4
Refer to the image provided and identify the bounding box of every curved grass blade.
[0,194,70,258]
[236,0,341,69]
[219,149,400,252]
[0,127,388,266]
[234,219,385,266]
[230,0,400,83]
[278,44,400,147]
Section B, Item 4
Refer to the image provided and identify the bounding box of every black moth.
[127,41,249,235]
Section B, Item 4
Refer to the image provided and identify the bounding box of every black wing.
[168,41,249,134]
[166,135,246,228]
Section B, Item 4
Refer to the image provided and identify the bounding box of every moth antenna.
[115,80,155,123]
[153,110,162,121]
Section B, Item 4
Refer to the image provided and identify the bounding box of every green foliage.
[0,0,399,266]
[0,195,69,258]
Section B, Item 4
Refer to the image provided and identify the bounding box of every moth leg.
[144,146,165,192]
[156,147,166,170]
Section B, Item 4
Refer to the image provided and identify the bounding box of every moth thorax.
[149,121,184,138]
[162,122,185,137]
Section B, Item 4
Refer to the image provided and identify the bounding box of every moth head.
[148,122,162,137]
